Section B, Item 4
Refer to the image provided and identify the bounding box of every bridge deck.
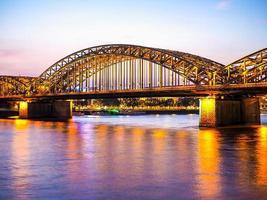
[1,83,267,101]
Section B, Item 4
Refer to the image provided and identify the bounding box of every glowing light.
[19,101,28,109]
[19,102,28,118]
[202,98,216,113]
[258,126,267,142]
[200,97,216,127]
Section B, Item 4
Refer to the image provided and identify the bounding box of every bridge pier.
[19,100,72,120]
[199,97,260,127]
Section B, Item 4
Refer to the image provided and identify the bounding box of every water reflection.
[0,115,267,199]
[197,129,221,199]
[12,120,31,200]
[256,127,267,185]
[66,122,81,160]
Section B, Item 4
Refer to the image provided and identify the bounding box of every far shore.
[73,108,199,116]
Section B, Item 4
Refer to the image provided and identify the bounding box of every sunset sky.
[0,0,267,76]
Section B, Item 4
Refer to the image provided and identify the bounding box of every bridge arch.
[38,44,224,93]
[221,48,267,84]
[1,45,267,97]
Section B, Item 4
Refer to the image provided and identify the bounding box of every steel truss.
[221,48,267,84]
[0,76,37,96]
[0,45,266,96]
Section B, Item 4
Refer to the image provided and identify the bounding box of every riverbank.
[73,109,199,116]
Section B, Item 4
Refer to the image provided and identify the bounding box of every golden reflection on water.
[2,117,267,199]
[14,119,29,130]
[256,127,267,185]
[12,119,31,200]
[151,129,167,178]
[96,124,108,137]
[131,127,145,157]
[196,129,221,199]
[94,124,110,178]
[65,121,85,184]
[114,125,125,143]
[112,125,126,158]
[236,134,251,185]
[67,122,81,160]
[55,122,66,132]
[130,127,145,178]
[131,127,145,144]
[175,130,191,155]
[94,124,109,172]
[175,130,193,182]
[152,129,167,154]
[113,125,129,180]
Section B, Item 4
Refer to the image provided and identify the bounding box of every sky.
[0,0,267,76]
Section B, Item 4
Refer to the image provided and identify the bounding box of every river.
[0,114,267,200]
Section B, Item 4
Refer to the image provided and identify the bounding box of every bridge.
[0,44,267,127]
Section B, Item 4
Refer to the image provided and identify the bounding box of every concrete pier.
[199,97,260,127]
[19,101,72,120]
[241,98,261,124]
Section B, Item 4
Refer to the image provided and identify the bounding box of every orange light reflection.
[196,129,221,199]
[11,119,31,200]
[256,127,267,185]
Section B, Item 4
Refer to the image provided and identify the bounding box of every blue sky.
[0,0,267,76]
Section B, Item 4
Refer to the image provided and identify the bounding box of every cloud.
[216,0,232,10]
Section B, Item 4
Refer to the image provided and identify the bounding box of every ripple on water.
[0,114,267,200]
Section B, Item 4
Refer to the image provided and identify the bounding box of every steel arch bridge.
[0,76,37,96]
[0,44,267,99]
[221,48,267,84]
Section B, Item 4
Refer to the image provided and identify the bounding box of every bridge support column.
[241,98,260,124]
[52,101,72,119]
[199,97,260,127]
[19,101,72,120]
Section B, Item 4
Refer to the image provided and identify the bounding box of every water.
[0,114,267,200]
